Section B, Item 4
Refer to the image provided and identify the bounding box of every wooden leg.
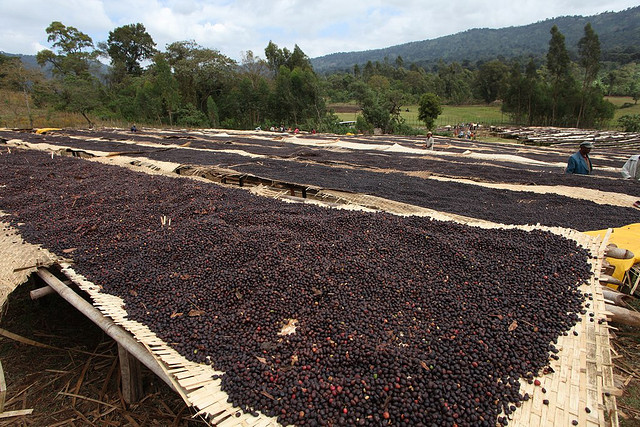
[118,343,143,404]
[0,360,6,412]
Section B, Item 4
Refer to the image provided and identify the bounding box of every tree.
[288,45,312,71]
[103,23,156,79]
[404,69,431,95]
[475,60,508,103]
[0,55,45,127]
[240,50,270,85]
[264,41,287,74]
[61,75,104,126]
[206,96,219,127]
[502,59,549,125]
[35,22,103,125]
[176,103,208,127]
[150,53,181,125]
[235,75,270,127]
[165,40,236,115]
[264,42,312,74]
[363,61,375,80]
[36,21,96,77]
[631,80,640,104]
[546,25,571,125]
[418,93,442,130]
[437,62,473,104]
[576,23,601,127]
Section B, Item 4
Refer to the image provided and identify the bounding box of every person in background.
[566,141,593,175]
[423,131,435,150]
[621,154,640,179]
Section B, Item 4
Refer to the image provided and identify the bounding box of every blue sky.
[1,0,638,62]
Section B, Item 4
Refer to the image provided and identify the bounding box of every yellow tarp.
[35,128,61,134]
[585,223,640,282]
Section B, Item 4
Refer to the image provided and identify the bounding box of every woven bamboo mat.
[0,141,619,426]
[58,263,280,427]
[0,214,57,308]
[508,230,617,427]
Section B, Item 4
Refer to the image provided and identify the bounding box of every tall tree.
[103,23,156,79]
[264,42,312,74]
[576,23,601,127]
[145,53,181,125]
[523,59,542,125]
[501,61,525,124]
[240,50,270,85]
[475,59,509,103]
[36,21,95,77]
[546,25,571,125]
[437,62,473,104]
[264,41,288,74]
[353,64,360,78]
[288,45,312,71]
[35,22,103,125]
[165,40,236,113]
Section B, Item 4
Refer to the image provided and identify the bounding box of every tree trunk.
[81,111,93,128]
[22,87,33,129]
[576,96,584,128]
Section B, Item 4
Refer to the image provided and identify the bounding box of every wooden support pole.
[117,343,143,404]
[29,286,56,300]
[0,361,5,412]
[605,303,640,327]
[35,268,177,394]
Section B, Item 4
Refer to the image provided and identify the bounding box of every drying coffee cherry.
[0,149,594,426]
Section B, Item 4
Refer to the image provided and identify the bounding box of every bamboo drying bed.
[0,202,618,427]
[0,137,621,426]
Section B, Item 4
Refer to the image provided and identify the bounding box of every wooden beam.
[0,361,5,412]
[118,344,143,404]
[35,268,177,393]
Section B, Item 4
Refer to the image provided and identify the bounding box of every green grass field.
[407,104,511,128]
[332,97,640,130]
[332,103,511,128]
[607,96,640,121]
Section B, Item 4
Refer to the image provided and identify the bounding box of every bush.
[355,116,374,134]
[618,114,640,132]
[175,104,208,127]
[390,122,423,136]
[220,118,239,129]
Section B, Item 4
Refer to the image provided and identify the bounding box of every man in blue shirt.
[566,141,593,174]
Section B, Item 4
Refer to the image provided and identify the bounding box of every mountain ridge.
[310,6,640,73]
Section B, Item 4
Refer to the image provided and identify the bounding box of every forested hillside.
[1,13,638,133]
[311,6,640,73]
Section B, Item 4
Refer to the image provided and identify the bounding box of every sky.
[1,0,638,62]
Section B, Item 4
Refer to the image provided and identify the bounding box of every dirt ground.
[0,276,206,427]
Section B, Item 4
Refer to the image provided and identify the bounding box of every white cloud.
[0,0,637,60]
